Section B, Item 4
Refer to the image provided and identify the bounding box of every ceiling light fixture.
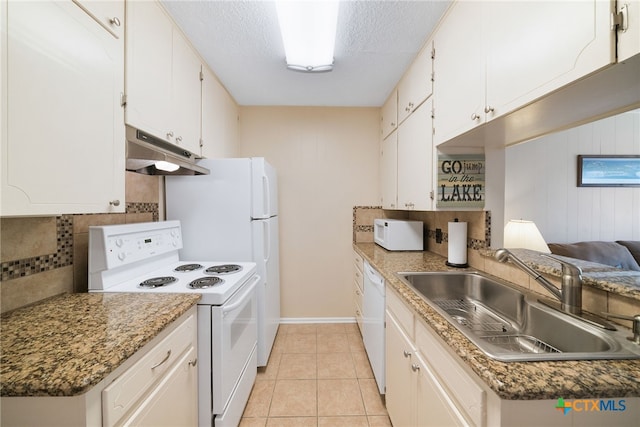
[275,0,339,73]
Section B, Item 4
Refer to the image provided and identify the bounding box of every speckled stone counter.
[0,292,200,397]
[354,242,640,400]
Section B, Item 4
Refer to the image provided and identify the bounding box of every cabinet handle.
[390,122,396,127]
[356,310,361,316]
[403,350,412,358]
[484,105,494,114]
[109,200,120,207]
[409,102,414,108]
[356,290,361,296]
[188,358,198,367]
[411,363,420,372]
[166,131,174,139]
[151,350,171,370]
[471,113,480,121]
[109,17,121,27]
[176,136,183,144]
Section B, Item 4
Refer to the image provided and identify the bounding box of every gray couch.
[548,241,640,271]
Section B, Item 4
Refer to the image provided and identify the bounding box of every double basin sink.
[398,271,640,362]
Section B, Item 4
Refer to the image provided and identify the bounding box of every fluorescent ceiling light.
[155,161,180,172]
[275,0,339,72]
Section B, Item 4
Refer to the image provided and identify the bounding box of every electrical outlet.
[435,228,443,244]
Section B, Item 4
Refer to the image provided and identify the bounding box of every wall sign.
[577,155,640,187]
[437,154,485,208]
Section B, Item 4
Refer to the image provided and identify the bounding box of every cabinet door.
[398,42,433,124]
[2,0,125,215]
[122,346,198,426]
[125,0,173,140]
[617,0,640,62]
[171,31,202,156]
[381,89,398,139]
[72,0,124,39]
[201,66,239,158]
[385,311,416,427]
[433,0,485,146]
[415,352,466,427]
[397,102,433,210]
[380,131,398,209]
[485,0,615,118]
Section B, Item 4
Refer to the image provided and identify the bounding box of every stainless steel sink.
[398,271,640,361]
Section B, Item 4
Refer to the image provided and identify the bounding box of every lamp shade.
[503,220,550,253]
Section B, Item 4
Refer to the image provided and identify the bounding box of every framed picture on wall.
[577,155,640,187]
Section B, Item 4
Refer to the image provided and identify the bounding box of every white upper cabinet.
[616,0,640,61]
[125,0,202,156]
[484,0,615,121]
[171,30,202,155]
[72,0,124,39]
[2,0,125,216]
[380,131,398,209]
[434,0,616,146]
[201,67,239,158]
[381,89,398,140]
[433,0,485,146]
[397,41,434,125]
[397,101,433,211]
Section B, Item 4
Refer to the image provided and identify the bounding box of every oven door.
[211,274,258,414]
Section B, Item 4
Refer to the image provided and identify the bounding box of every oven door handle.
[223,275,259,316]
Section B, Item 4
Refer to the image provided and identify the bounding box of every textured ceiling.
[160,0,451,107]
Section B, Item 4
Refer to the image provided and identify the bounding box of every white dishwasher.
[362,260,385,394]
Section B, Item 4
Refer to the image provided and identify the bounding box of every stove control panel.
[89,221,183,270]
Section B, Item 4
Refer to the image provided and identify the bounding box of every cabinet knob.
[176,136,183,144]
[109,17,121,27]
[411,363,420,372]
[403,350,412,358]
[471,113,480,121]
[109,200,120,207]
[188,358,198,367]
[166,131,174,139]
[390,122,396,127]
[484,105,495,114]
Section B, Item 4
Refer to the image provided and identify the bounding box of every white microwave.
[374,219,423,251]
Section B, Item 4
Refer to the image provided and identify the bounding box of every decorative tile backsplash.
[1,216,73,282]
[0,173,161,313]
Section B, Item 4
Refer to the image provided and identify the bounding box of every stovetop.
[100,261,257,305]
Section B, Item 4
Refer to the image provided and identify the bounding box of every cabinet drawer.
[102,312,197,427]
[386,286,414,339]
[353,252,364,287]
[415,319,485,426]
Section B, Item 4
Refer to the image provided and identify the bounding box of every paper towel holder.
[446,218,469,268]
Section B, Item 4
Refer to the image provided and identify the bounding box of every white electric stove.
[88,220,258,427]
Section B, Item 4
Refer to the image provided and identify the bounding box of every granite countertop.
[354,242,640,400]
[0,292,201,397]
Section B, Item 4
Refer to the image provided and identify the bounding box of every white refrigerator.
[165,157,280,367]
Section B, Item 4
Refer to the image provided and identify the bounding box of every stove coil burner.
[189,276,224,289]
[174,263,203,272]
[139,276,178,288]
[205,264,243,275]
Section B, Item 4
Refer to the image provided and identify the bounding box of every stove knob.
[118,252,126,261]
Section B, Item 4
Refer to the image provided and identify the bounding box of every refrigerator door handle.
[263,174,271,217]
[263,221,271,263]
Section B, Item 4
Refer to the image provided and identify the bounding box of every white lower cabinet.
[353,250,364,332]
[385,285,640,426]
[386,288,472,427]
[0,308,198,427]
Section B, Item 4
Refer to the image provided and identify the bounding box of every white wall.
[238,107,380,319]
[505,110,640,243]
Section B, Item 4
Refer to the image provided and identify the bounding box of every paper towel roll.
[447,220,468,267]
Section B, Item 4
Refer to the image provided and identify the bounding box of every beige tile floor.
[240,323,391,427]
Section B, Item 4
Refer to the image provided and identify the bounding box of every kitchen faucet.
[494,248,582,314]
